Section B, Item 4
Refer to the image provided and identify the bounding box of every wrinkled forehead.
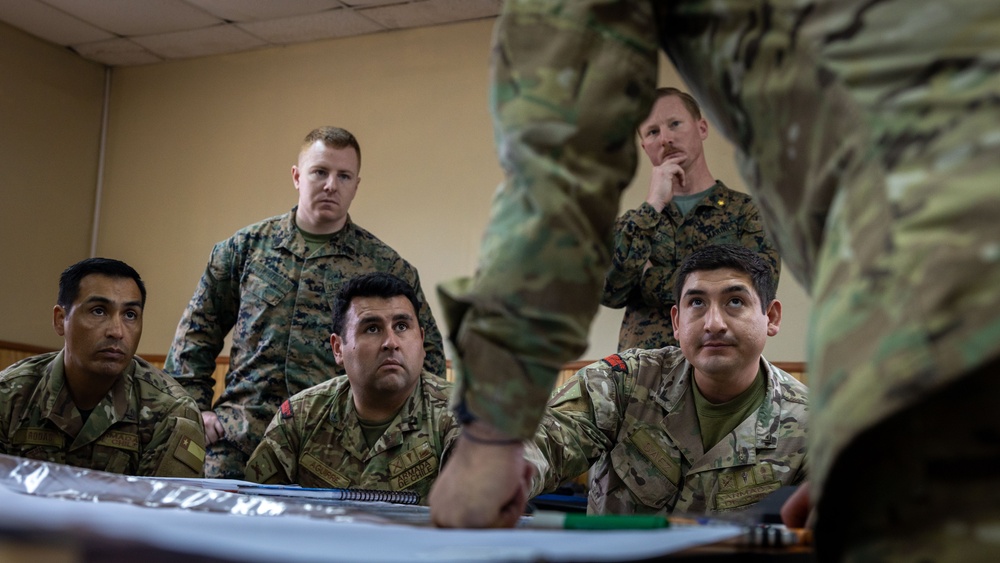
[74,274,143,304]
[680,268,755,297]
[346,295,417,323]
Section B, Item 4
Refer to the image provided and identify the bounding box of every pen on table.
[525,511,669,530]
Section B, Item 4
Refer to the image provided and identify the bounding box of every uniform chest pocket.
[244,262,295,307]
[610,429,681,510]
[705,225,739,246]
[19,445,66,465]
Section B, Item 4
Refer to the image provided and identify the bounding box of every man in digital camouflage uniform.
[0,258,205,477]
[245,273,458,504]
[431,1,1000,559]
[166,127,445,479]
[601,88,779,351]
[530,245,806,515]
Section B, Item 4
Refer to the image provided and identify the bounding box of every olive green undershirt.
[693,367,766,451]
[358,408,403,448]
[297,226,338,255]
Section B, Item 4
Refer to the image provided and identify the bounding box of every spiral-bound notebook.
[236,483,420,505]
[152,477,421,505]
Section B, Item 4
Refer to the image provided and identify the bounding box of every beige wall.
[0,22,106,349]
[5,17,810,363]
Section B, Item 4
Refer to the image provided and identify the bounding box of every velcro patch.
[388,441,438,490]
[628,428,680,485]
[246,454,278,483]
[548,378,584,408]
[173,435,206,472]
[280,400,294,419]
[301,453,351,488]
[96,431,139,452]
[603,354,627,373]
[13,428,65,448]
[715,480,780,511]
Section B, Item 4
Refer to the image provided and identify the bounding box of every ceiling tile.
[131,22,268,59]
[71,37,163,66]
[238,8,383,45]
[185,0,344,23]
[0,0,112,45]
[42,0,221,36]
[360,0,500,29]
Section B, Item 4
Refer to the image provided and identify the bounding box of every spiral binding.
[334,487,420,505]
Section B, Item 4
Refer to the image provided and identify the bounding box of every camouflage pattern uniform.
[529,348,807,515]
[166,209,445,479]
[602,181,779,350]
[245,372,459,505]
[0,351,206,477]
[443,0,1000,558]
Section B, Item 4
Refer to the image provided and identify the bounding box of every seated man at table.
[529,245,808,515]
[245,272,459,503]
[0,258,205,477]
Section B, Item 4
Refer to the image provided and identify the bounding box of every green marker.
[528,511,669,530]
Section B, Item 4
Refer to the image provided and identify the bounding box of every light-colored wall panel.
[0,22,105,349]
[7,18,809,364]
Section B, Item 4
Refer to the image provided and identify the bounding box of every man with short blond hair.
[167,126,445,479]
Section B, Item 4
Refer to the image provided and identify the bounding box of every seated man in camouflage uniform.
[0,258,205,477]
[529,245,807,515]
[245,273,458,504]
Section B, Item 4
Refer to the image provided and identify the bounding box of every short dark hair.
[331,272,421,335]
[653,87,702,120]
[673,245,775,313]
[58,258,146,310]
[301,126,361,171]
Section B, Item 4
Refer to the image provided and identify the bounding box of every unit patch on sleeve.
[173,435,206,472]
[602,354,627,373]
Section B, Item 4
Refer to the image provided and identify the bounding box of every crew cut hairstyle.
[331,272,421,335]
[58,257,147,310]
[301,126,362,171]
[673,245,775,313]
[653,87,702,120]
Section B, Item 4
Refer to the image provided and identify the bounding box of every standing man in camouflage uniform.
[530,245,807,515]
[0,258,205,477]
[431,1,1000,558]
[166,127,445,479]
[602,88,779,350]
[245,273,458,504]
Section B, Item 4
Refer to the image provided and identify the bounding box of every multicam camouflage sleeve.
[438,0,660,440]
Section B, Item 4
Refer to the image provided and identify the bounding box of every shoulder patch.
[280,400,294,419]
[602,354,627,373]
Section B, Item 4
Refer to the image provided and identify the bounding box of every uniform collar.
[37,350,136,445]
[277,207,358,258]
